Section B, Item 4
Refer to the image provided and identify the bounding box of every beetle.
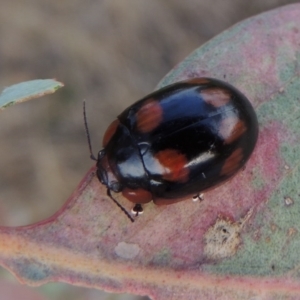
[84,77,258,222]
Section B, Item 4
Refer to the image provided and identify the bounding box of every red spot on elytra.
[155,149,189,182]
[185,78,210,85]
[102,119,120,147]
[219,117,247,144]
[201,87,231,107]
[221,148,243,176]
[136,99,163,133]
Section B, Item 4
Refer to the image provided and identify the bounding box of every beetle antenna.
[83,100,97,161]
[107,189,135,222]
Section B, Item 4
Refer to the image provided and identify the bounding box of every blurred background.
[0,0,298,299]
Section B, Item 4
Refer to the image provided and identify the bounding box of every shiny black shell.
[97,78,258,205]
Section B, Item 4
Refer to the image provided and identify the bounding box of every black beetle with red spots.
[85,78,258,222]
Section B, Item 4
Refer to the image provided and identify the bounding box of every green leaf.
[0,79,64,109]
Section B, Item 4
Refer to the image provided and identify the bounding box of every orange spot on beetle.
[136,99,163,133]
[184,78,211,85]
[155,149,189,182]
[219,118,247,144]
[122,188,152,204]
[221,148,243,176]
[102,119,120,147]
[201,88,231,107]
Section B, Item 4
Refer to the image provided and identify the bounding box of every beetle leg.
[107,189,134,222]
[192,193,204,202]
[131,204,144,216]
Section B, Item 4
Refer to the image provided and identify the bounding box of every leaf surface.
[1,5,300,300]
